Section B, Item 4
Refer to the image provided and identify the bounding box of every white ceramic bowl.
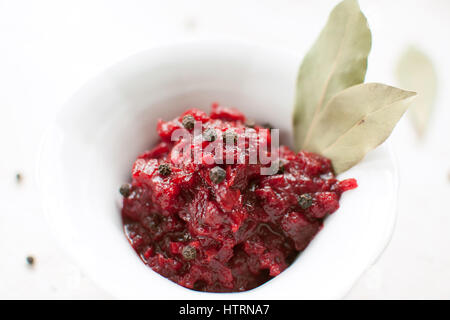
[37,40,398,299]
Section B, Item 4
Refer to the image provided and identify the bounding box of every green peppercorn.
[223,130,238,144]
[210,166,226,184]
[277,159,287,174]
[244,119,256,128]
[182,115,195,130]
[26,255,35,266]
[298,193,313,210]
[178,232,192,242]
[158,163,172,176]
[144,215,160,230]
[203,128,217,142]
[16,172,23,184]
[265,159,286,175]
[119,183,132,197]
[262,123,273,130]
[182,245,196,260]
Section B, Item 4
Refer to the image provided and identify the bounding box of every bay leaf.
[396,47,437,137]
[293,0,371,150]
[305,83,416,174]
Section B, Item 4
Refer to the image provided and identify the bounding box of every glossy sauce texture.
[122,104,357,292]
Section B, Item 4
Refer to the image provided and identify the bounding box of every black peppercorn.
[203,128,217,142]
[298,193,313,209]
[244,119,256,128]
[262,123,273,130]
[119,183,132,197]
[26,255,35,266]
[143,215,160,230]
[182,115,195,130]
[182,245,196,260]
[223,130,238,144]
[269,159,286,175]
[210,166,226,184]
[158,163,172,176]
[16,172,23,183]
[277,159,288,174]
[178,232,192,242]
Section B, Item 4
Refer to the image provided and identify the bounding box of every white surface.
[0,0,449,299]
[37,41,398,299]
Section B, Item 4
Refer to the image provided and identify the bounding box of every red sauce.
[121,104,357,292]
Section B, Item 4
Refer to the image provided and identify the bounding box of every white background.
[0,0,449,299]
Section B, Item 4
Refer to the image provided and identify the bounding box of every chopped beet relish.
[121,104,357,292]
